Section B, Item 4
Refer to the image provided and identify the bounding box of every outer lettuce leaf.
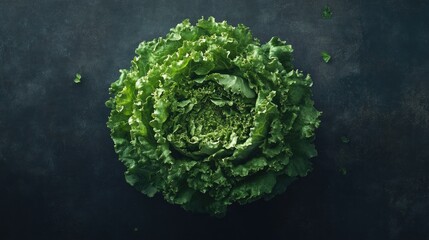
[106,17,321,216]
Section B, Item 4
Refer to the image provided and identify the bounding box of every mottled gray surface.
[1,0,428,239]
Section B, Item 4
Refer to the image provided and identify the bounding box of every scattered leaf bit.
[322,5,332,19]
[74,73,82,84]
[321,51,331,63]
[341,136,350,143]
[339,167,347,175]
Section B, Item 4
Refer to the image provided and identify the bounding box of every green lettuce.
[106,17,321,216]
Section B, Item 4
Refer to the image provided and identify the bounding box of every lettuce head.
[106,17,321,216]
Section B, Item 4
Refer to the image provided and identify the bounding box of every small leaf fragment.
[321,51,331,63]
[322,5,332,19]
[340,136,350,143]
[74,73,82,84]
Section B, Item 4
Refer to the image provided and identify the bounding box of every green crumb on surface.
[322,5,332,19]
[74,73,81,84]
[321,51,331,63]
[341,136,350,143]
[339,167,347,175]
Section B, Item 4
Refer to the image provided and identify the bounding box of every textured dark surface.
[1,0,429,239]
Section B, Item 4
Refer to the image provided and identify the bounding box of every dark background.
[1,0,428,239]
